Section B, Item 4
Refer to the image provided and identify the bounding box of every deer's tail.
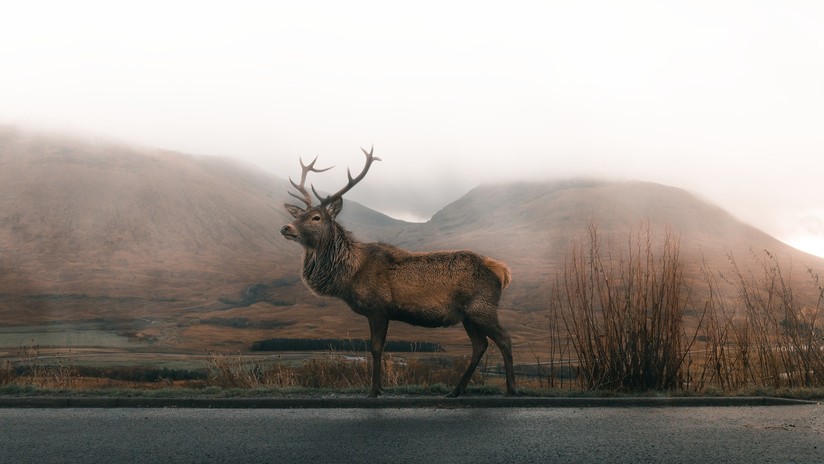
[483,257,512,290]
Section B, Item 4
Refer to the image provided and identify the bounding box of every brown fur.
[483,257,512,290]
[281,199,517,397]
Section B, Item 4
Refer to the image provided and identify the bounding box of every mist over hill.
[1,127,822,342]
[0,128,298,323]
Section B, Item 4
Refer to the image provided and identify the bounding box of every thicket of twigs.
[545,223,824,393]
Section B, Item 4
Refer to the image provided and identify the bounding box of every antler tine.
[318,146,381,207]
[311,184,325,203]
[288,156,333,207]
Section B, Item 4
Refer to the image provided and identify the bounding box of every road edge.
[0,396,818,409]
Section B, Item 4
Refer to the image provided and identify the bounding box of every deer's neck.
[302,225,360,297]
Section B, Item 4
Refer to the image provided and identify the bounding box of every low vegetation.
[3,344,81,389]
[548,225,690,391]
[1,346,481,393]
[206,352,476,390]
[250,338,442,353]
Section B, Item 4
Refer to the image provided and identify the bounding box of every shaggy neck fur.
[301,222,359,297]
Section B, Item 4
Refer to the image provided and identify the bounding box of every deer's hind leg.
[465,300,517,396]
[447,320,489,398]
[485,322,516,396]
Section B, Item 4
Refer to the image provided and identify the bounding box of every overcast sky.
[2,1,823,257]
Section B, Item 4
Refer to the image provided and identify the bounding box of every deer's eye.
[311,215,322,222]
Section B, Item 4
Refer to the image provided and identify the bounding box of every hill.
[0,128,290,321]
[1,127,822,356]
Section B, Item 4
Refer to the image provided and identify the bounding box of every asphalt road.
[1,405,822,463]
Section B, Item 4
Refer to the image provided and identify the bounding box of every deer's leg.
[367,316,389,398]
[447,320,489,398]
[487,323,517,396]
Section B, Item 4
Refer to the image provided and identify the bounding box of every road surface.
[1,405,822,463]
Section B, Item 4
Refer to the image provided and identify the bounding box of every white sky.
[1,0,823,257]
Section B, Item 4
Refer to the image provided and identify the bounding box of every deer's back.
[347,243,506,326]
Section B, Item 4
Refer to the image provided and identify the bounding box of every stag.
[280,148,516,397]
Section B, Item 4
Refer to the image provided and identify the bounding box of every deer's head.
[281,147,379,249]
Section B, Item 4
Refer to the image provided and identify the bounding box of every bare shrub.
[695,251,824,389]
[550,223,695,391]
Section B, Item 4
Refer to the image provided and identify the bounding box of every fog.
[1,1,823,256]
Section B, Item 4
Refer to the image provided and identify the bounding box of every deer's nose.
[281,224,298,238]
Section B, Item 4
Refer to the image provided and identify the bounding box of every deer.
[279,147,516,398]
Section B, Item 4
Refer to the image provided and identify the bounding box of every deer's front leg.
[367,316,389,398]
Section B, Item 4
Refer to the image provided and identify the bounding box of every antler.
[317,146,381,207]
[288,156,333,207]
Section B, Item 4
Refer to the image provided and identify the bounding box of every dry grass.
[0,359,14,386]
[204,351,483,390]
[1,344,484,392]
[3,343,81,389]
[206,352,298,389]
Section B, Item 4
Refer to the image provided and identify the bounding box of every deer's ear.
[326,197,343,218]
[284,204,305,219]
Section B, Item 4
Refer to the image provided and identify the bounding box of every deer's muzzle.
[280,224,299,241]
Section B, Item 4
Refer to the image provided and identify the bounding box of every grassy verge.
[2,384,822,400]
